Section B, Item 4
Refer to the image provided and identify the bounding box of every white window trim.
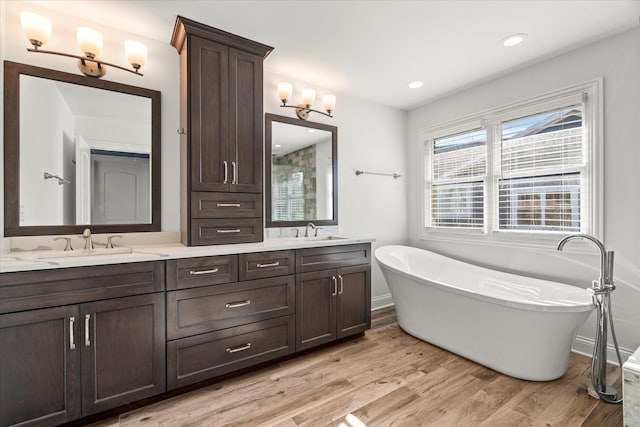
[419,78,603,251]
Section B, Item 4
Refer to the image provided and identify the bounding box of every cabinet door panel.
[337,265,371,339]
[0,306,80,426]
[81,294,165,415]
[229,48,263,193]
[295,270,336,351]
[190,36,229,191]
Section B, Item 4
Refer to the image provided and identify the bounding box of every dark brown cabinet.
[171,16,273,246]
[296,265,371,351]
[166,250,296,390]
[80,294,166,415]
[295,244,372,351]
[0,306,81,427]
[0,263,165,427]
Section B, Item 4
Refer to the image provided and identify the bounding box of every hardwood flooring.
[88,307,622,427]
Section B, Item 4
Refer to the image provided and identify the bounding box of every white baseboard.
[371,293,394,311]
[572,335,634,366]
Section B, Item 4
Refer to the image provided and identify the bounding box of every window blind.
[430,128,486,229]
[498,105,584,232]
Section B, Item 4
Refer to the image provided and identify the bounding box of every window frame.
[420,79,603,249]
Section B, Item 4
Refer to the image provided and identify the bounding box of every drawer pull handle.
[256,261,280,268]
[226,300,251,308]
[85,314,91,347]
[216,203,241,208]
[189,268,219,275]
[226,343,252,354]
[69,317,76,350]
[217,229,241,234]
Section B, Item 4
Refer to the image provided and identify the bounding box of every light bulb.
[278,82,292,103]
[77,27,103,58]
[21,12,52,48]
[125,40,147,70]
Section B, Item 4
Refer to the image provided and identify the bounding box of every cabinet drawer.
[191,218,263,246]
[0,262,165,314]
[167,315,294,390]
[296,244,371,273]
[239,250,294,281]
[191,192,262,218]
[167,275,294,339]
[167,255,238,290]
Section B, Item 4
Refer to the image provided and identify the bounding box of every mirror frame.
[265,113,338,228]
[3,60,161,236]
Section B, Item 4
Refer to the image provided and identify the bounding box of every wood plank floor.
[88,307,623,427]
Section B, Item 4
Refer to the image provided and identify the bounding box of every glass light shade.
[278,82,293,102]
[77,27,103,57]
[322,95,336,112]
[21,12,52,47]
[301,88,316,106]
[125,40,147,69]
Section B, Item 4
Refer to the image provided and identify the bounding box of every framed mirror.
[3,61,161,236]
[265,113,337,228]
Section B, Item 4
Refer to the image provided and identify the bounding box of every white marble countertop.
[0,236,374,273]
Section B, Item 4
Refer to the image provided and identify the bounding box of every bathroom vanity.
[0,238,372,426]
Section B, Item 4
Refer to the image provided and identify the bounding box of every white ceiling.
[29,0,640,110]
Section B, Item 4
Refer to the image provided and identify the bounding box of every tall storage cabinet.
[171,16,273,246]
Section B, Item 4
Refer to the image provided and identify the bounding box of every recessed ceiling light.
[274,144,282,148]
[408,81,424,89]
[502,33,528,47]
[307,129,316,133]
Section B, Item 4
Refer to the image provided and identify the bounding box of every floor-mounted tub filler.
[376,245,595,382]
[557,234,623,404]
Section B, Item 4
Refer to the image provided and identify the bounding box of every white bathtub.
[375,245,595,381]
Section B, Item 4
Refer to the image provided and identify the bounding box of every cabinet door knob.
[85,314,91,347]
[231,161,237,185]
[69,317,76,350]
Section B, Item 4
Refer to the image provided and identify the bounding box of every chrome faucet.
[304,222,317,237]
[82,228,94,250]
[557,233,614,290]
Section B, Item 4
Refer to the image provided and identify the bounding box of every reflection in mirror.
[265,113,337,227]
[19,75,151,226]
[4,61,161,236]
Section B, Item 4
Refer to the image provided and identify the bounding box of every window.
[429,128,486,229]
[421,80,601,246]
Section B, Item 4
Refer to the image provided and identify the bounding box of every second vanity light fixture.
[21,11,147,78]
[278,83,336,120]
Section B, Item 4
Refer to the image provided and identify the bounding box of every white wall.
[19,77,73,225]
[0,3,409,303]
[407,28,640,359]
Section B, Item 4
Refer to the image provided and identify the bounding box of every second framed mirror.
[265,113,338,228]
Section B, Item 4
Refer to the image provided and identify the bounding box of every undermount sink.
[28,246,133,260]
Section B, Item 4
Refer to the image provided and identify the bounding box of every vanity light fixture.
[21,11,147,78]
[277,82,336,120]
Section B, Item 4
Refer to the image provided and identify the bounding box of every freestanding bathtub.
[375,245,595,381]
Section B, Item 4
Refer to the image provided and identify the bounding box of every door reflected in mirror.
[265,114,337,227]
[19,75,152,226]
